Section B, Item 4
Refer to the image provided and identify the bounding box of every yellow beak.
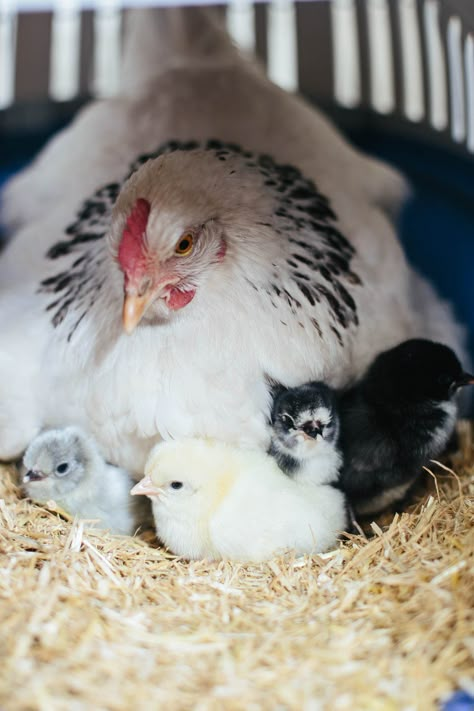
[122,291,154,334]
[130,475,162,498]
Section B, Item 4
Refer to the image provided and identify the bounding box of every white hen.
[0,8,465,473]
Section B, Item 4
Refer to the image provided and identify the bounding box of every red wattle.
[167,288,196,310]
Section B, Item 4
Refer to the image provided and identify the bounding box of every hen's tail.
[121,6,237,97]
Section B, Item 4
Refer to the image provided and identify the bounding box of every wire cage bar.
[0,0,473,156]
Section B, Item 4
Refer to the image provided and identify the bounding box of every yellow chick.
[131,439,347,562]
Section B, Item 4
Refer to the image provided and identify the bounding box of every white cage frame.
[0,0,473,154]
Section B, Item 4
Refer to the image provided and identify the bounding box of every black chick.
[339,339,474,515]
[269,382,342,486]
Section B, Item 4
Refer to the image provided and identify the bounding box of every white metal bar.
[267,0,297,92]
[5,0,330,13]
[465,34,474,152]
[447,15,466,143]
[2,0,262,9]
[226,0,255,54]
[423,0,448,130]
[49,0,81,101]
[0,1,17,108]
[366,0,395,114]
[398,0,425,122]
[92,0,122,97]
[330,0,360,108]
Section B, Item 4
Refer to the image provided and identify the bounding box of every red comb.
[118,198,151,274]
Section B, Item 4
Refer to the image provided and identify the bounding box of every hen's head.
[110,147,272,332]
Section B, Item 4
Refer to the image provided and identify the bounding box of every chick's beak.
[456,373,474,388]
[130,476,162,498]
[122,290,155,334]
[302,422,323,439]
[23,470,45,483]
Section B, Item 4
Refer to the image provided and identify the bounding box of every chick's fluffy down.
[142,439,347,562]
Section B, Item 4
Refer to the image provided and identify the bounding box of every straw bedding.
[0,425,473,710]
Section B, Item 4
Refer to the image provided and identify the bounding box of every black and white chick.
[269,382,343,486]
[338,339,474,515]
[22,427,148,535]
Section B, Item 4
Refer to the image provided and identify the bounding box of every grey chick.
[22,427,148,535]
[269,382,343,486]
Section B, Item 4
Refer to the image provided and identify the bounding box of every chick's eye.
[175,233,194,256]
[56,462,69,475]
[170,481,183,490]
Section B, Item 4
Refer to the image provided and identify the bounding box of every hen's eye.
[56,462,69,475]
[175,233,194,256]
[170,481,183,490]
